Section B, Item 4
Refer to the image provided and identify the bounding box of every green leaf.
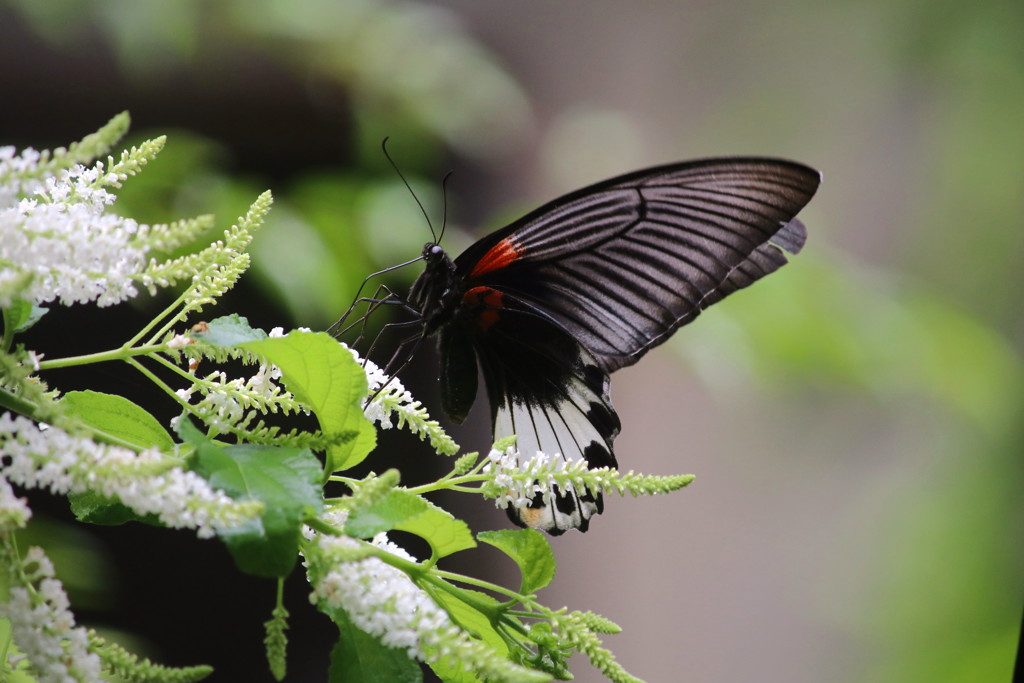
[346,490,476,559]
[186,424,323,578]
[345,488,428,538]
[426,655,482,683]
[432,588,507,654]
[395,497,475,560]
[69,490,159,527]
[239,331,376,472]
[61,390,175,451]
[192,313,268,346]
[477,529,555,595]
[2,299,47,335]
[327,609,422,683]
[61,392,174,526]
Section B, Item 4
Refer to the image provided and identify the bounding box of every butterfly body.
[407,157,821,534]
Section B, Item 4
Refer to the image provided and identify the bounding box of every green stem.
[124,357,192,412]
[130,285,192,348]
[275,577,285,610]
[417,573,505,619]
[304,516,342,537]
[432,569,525,603]
[405,474,487,496]
[149,351,200,384]
[0,386,42,420]
[37,343,167,371]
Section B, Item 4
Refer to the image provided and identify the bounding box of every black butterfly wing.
[439,288,619,534]
[434,157,820,533]
[452,158,821,373]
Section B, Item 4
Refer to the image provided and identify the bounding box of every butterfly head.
[422,242,446,264]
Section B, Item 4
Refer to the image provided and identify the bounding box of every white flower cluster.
[0,473,32,531]
[0,146,151,308]
[308,525,451,659]
[483,447,590,510]
[175,329,294,431]
[305,512,516,677]
[341,345,391,426]
[0,547,103,682]
[0,146,46,204]
[177,364,285,432]
[0,413,261,538]
[342,344,458,455]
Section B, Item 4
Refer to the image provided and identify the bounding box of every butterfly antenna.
[436,170,454,245]
[381,137,438,243]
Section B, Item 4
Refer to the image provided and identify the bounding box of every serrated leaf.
[192,313,268,346]
[345,488,428,538]
[395,498,475,559]
[185,424,323,578]
[477,529,555,595]
[238,331,376,472]
[346,490,476,560]
[61,390,175,451]
[327,608,422,683]
[62,392,174,527]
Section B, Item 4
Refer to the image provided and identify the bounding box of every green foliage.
[89,631,213,682]
[239,332,377,473]
[186,423,322,578]
[1,300,46,342]
[478,529,556,595]
[553,612,642,683]
[61,390,175,451]
[263,596,289,681]
[0,110,129,185]
[327,609,422,683]
[0,117,695,683]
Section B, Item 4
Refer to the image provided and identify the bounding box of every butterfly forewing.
[455,158,820,372]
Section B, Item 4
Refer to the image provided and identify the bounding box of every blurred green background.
[1,0,1021,681]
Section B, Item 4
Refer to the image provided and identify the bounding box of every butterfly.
[362,157,820,535]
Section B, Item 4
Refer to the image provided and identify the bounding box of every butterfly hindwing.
[438,324,478,424]
[441,288,620,533]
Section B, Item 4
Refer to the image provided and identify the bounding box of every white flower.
[182,362,293,432]
[0,154,152,308]
[0,546,103,683]
[166,334,191,349]
[26,350,44,371]
[0,145,45,205]
[341,343,458,455]
[482,447,590,510]
[0,414,261,538]
[0,474,32,531]
[304,519,525,679]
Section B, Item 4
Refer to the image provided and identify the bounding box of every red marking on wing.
[469,237,522,278]
[462,286,504,332]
